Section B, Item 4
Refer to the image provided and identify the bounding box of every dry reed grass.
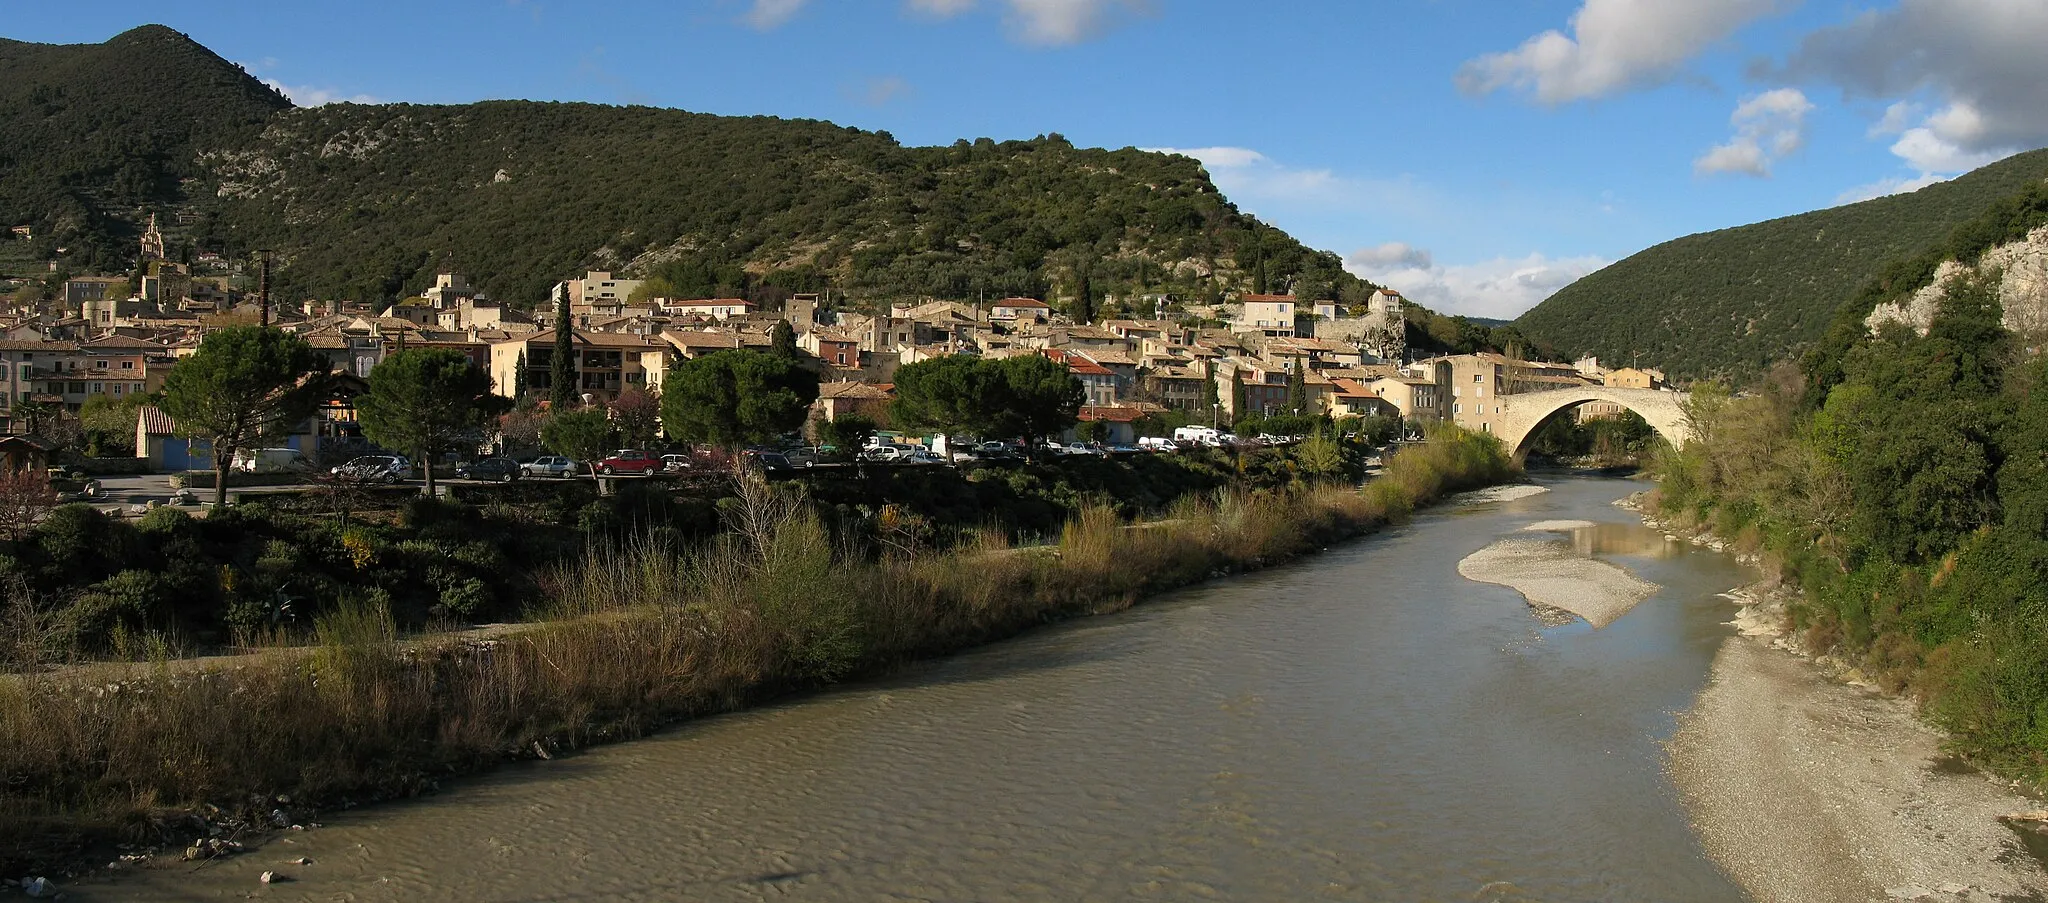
[0,425,1509,870]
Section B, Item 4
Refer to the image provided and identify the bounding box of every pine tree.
[770,319,799,360]
[550,283,576,410]
[1287,363,1308,414]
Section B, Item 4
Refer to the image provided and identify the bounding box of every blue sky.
[13,1,2046,318]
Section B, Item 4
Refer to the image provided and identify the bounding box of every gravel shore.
[1668,635,2048,903]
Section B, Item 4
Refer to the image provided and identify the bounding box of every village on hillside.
[0,216,1672,473]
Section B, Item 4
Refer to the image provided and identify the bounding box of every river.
[98,475,1759,901]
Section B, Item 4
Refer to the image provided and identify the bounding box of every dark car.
[455,457,521,483]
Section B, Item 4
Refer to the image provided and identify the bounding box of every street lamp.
[1211,402,1219,429]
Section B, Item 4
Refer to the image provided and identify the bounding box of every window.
[1475,386,1484,397]
[111,384,122,396]
[1473,374,1483,382]
[121,360,134,369]
[90,382,102,394]
[93,359,107,368]
[1481,423,1491,433]
[1453,402,1462,414]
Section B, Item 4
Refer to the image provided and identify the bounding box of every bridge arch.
[1494,387,1691,465]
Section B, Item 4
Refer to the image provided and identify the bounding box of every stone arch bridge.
[1495,387,1691,464]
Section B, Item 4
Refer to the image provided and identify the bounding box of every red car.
[596,449,663,475]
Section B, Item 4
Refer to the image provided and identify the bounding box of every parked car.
[1137,437,1175,452]
[859,444,914,462]
[597,449,662,476]
[332,455,412,484]
[661,454,691,473]
[744,450,794,472]
[455,457,521,483]
[522,456,581,478]
[1059,442,1106,457]
[232,447,309,474]
[780,446,824,468]
[899,448,946,465]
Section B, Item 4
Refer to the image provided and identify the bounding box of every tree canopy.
[357,348,510,496]
[659,350,821,449]
[158,325,329,507]
[890,354,1081,444]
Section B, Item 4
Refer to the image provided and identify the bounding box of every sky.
[12,0,2048,319]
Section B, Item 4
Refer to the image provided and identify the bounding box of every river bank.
[1636,494,2048,902]
[0,428,1514,880]
[59,473,1758,902]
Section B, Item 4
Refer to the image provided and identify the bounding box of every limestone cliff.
[1866,223,2048,339]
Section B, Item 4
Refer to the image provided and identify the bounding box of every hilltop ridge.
[1514,149,2048,379]
[1,27,1369,317]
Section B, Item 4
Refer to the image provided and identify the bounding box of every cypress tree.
[550,283,577,409]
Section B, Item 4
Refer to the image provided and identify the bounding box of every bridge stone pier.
[1495,387,1691,464]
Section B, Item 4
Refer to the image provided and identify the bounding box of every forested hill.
[1514,148,2048,379]
[202,104,1366,309]
[2,26,1371,314]
[0,25,290,270]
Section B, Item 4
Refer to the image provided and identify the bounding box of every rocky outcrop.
[1867,224,2048,338]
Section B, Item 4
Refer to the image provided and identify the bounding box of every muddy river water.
[103,476,1765,901]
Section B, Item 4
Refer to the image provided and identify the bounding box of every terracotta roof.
[1078,405,1146,423]
[137,405,177,436]
[507,328,666,348]
[1043,349,1113,376]
[1081,349,1136,366]
[661,330,743,350]
[818,381,892,399]
[992,297,1050,308]
[1328,378,1375,398]
[1240,294,1298,303]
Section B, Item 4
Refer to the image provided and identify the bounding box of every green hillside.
[1,27,1370,314]
[1515,149,2048,378]
[0,25,290,272]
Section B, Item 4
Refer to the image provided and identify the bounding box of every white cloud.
[1457,0,1789,103]
[1348,242,1433,271]
[900,0,1144,44]
[846,75,913,107]
[907,0,976,15]
[263,79,378,107]
[1694,88,1813,177]
[1778,0,2046,173]
[743,0,808,29]
[1143,145,1412,212]
[1834,172,1950,204]
[1345,247,1611,320]
[1869,100,1918,137]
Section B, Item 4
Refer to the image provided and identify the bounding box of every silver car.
[522,455,581,478]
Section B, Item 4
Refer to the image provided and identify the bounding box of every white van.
[231,447,306,474]
[1173,426,1219,444]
